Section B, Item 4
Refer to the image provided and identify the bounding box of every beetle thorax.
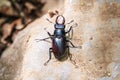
[54,28,65,36]
[54,24,65,29]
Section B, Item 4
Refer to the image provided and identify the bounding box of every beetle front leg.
[35,28,53,43]
[66,26,73,40]
[44,48,53,66]
[44,28,53,38]
[65,26,73,34]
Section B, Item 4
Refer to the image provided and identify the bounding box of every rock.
[0,0,120,80]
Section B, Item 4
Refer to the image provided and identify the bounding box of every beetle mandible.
[36,15,78,66]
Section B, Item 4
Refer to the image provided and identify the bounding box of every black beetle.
[36,15,79,66]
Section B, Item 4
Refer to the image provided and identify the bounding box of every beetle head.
[54,15,65,29]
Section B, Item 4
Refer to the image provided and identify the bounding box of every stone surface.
[0,0,120,80]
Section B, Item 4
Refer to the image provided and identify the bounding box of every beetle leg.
[69,53,78,68]
[44,28,52,37]
[67,47,78,68]
[68,40,82,48]
[35,37,51,43]
[66,25,74,40]
[65,23,78,34]
[66,26,73,40]
[69,46,82,49]
[35,37,51,41]
[44,48,53,66]
[44,28,53,39]
[68,40,76,47]
[67,46,75,64]
[69,53,76,64]
[65,26,73,34]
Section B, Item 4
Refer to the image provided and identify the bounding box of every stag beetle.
[36,15,79,66]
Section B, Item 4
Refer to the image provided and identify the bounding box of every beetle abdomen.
[52,37,68,60]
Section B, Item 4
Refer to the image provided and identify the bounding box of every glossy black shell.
[52,15,69,60]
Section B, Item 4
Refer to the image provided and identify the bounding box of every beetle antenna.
[66,20,74,25]
[46,18,54,24]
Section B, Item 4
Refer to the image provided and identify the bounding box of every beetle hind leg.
[69,53,76,64]
[69,53,78,68]
[44,48,53,66]
[67,47,78,68]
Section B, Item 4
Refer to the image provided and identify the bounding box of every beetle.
[36,15,79,66]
